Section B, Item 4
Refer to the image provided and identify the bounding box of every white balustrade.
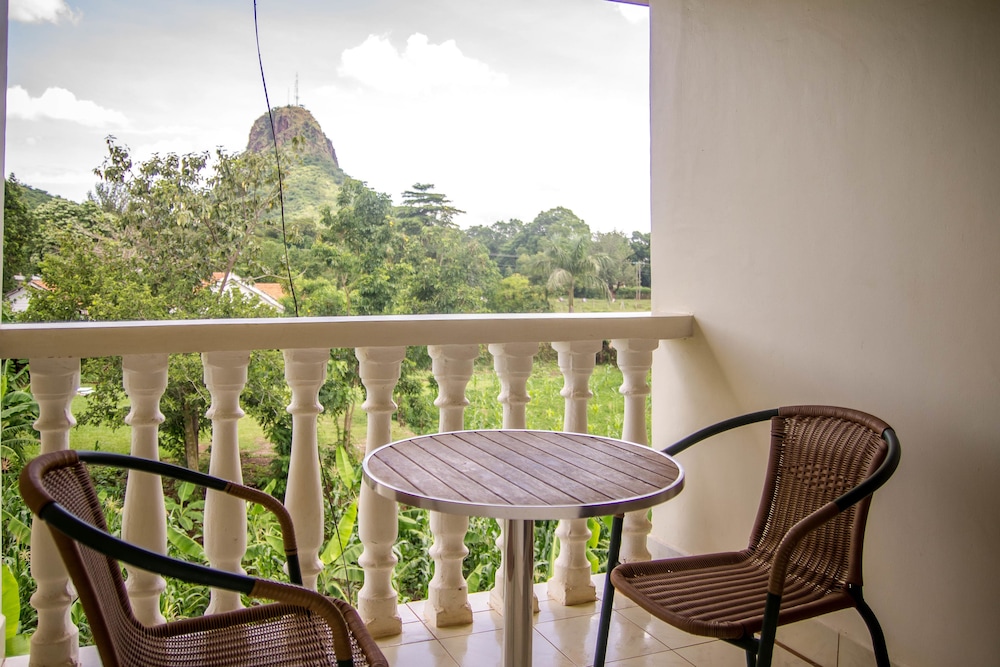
[356,346,405,638]
[548,340,601,605]
[202,350,251,614]
[121,354,169,625]
[611,339,658,563]
[27,357,81,667]
[283,348,330,590]
[4,314,694,664]
[424,344,479,626]
[487,342,540,615]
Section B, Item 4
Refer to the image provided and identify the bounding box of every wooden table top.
[363,430,684,520]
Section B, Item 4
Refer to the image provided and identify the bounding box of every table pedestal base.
[502,518,534,667]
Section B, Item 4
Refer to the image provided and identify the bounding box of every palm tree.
[525,234,610,313]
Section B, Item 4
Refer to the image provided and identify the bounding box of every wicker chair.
[594,406,900,667]
[19,449,388,667]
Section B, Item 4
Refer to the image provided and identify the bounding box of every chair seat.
[140,599,380,667]
[610,550,855,640]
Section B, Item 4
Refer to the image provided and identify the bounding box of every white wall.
[649,1,1000,665]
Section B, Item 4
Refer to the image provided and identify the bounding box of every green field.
[66,357,647,483]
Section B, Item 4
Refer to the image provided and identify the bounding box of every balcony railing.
[0,312,693,666]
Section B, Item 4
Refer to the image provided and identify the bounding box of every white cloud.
[7,86,129,128]
[615,3,649,24]
[338,33,508,95]
[9,0,80,24]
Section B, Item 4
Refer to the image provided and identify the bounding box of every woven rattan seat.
[594,406,900,667]
[20,449,387,667]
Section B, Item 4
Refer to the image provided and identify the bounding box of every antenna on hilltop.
[295,73,300,106]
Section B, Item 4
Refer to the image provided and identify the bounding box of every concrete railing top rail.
[0,312,694,359]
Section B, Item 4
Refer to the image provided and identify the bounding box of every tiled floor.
[376,574,817,667]
[6,574,817,667]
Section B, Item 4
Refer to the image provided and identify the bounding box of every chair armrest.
[662,409,778,456]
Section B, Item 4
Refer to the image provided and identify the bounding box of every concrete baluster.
[202,350,250,614]
[283,348,330,590]
[424,344,479,627]
[27,357,81,666]
[486,342,540,614]
[548,340,602,605]
[611,338,659,562]
[356,346,405,637]
[121,354,169,625]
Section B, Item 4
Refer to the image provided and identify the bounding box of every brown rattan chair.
[594,406,900,667]
[20,449,388,667]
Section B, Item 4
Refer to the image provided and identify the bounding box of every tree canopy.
[6,135,652,457]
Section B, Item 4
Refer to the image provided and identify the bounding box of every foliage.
[489,274,550,314]
[397,225,501,315]
[593,230,638,300]
[520,233,611,312]
[465,218,526,276]
[2,176,40,293]
[1,360,39,651]
[394,183,465,233]
[21,141,293,469]
[3,563,30,655]
[1,360,39,466]
[322,178,402,316]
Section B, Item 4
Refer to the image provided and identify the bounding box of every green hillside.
[246,106,348,224]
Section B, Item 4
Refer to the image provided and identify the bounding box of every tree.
[322,179,402,315]
[521,234,609,313]
[397,225,501,314]
[3,176,40,293]
[206,148,283,292]
[465,218,525,276]
[23,141,289,469]
[630,231,651,289]
[516,207,591,257]
[394,183,465,234]
[488,274,550,313]
[593,230,637,300]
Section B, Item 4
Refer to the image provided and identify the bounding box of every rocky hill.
[246,105,348,222]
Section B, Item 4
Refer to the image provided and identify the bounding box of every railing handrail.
[0,312,693,359]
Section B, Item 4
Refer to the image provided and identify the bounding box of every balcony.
[0,312,699,666]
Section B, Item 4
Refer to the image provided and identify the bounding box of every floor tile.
[379,639,461,667]
[775,619,838,666]
[534,611,669,667]
[673,639,751,667]
[536,596,603,624]
[607,649,696,667]
[616,605,713,649]
[373,617,436,647]
[426,608,504,639]
[438,628,574,667]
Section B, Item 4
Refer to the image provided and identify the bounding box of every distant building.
[4,275,49,313]
[208,272,286,313]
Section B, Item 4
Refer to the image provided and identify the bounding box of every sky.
[5,0,650,234]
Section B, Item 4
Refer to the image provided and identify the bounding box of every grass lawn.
[66,357,647,487]
[548,296,651,314]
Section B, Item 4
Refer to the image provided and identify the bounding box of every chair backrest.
[19,450,140,667]
[746,406,893,591]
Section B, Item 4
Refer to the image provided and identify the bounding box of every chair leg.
[593,514,624,667]
[745,648,757,667]
[849,585,891,667]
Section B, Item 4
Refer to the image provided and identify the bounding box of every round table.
[363,429,684,667]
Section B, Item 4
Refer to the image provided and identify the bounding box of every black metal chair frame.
[20,449,386,667]
[593,407,900,667]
